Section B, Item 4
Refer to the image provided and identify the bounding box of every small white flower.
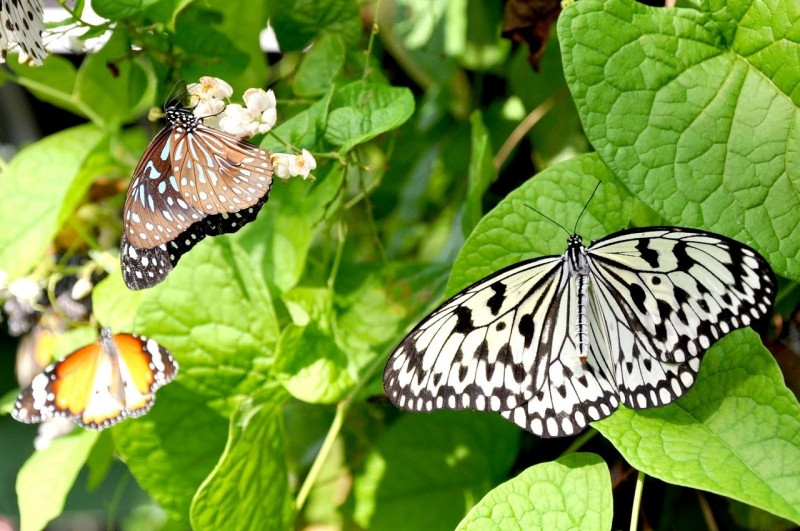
[271,153,294,179]
[34,419,75,451]
[218,104,258,140]
[290,149,317,179]
[271,150,317,180]
[71,277,93,300]
[187,76,233,104]
[8,278,40,305]
[193,98,225,119]
[243,88,278,134]
[243,88,276,114]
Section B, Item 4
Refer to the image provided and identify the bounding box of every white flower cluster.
[186,76,317,180]
[271,149,317,180]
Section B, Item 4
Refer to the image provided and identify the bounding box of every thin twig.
[629,469,645,531]
[493,89,566,171]
[697,491,719,531]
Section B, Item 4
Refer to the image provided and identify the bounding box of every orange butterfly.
[12,328,178,430]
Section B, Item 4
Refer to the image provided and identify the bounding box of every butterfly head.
[567,234,584,248]
[164,102,201,133]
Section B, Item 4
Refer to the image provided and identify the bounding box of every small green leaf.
[595,329,800,525]
[352,410,520,531]
[92,0,153,19]
[92,266,145,331]
[190,388,294,530]
[174,7,250,84]
[325,81,415,153]
[112,382,229,526]
[134,238,279,409]
[17,430,99,531]
[461,111,496,236]
[559,0,800,280]
[12,32,155,128]
[73,31,156,129]
[448,153,634,294]
[8,55,79,115]
[274,323,355,404]
[294,33,346,97]
[0,124,107,278]
[261,89,333,153]
[238,165,343,293]
[456,453,613,530]
[267,0,361,51]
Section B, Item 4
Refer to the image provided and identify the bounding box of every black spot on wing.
[487,282,505,315]
[518,313,534,348]
[636,238,659,268]
[453,306,474,334]
[628,283,648,314]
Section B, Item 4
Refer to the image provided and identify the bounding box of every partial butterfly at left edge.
[12,328,179,430]
[121,100,274,290]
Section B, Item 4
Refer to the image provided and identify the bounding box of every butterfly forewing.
[385,259,557,413]
[384,226,776,438]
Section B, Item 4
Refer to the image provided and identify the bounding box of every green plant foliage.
[190,388,293,530]
[0,124,107,277]
[352,411,520,531]
[559,0,800,281]
[1,0,798,528]
[456,453,613,530]
[596,329,800,523]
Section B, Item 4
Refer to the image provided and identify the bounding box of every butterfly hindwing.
[12,330,179,429]
[121,191,270,289]
[384,226,776,438]
[586,227,775,409]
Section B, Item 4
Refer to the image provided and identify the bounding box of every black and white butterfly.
[121,101,273,290]
[383,227,776,437]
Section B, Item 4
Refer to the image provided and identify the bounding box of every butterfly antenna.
[164,79,188,108]
[524,204,571,237]
[573,181,601,235]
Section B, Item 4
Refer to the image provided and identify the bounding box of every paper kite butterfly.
[12,328,178,429]
[383,226,776,438]
[121,99,273,290]
[0,0,47,65]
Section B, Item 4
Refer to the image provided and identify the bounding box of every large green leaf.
[352,410,520,531]
[0,124,107,278]
[16,431,99,531]
[112,383,229,526]
[133,238,279,411]
[456,453,613,530]
[293,33,346,97]
[190,388,293,530]
[559,0,800,280]
[448,153,635,294]
[595,329,800,525]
